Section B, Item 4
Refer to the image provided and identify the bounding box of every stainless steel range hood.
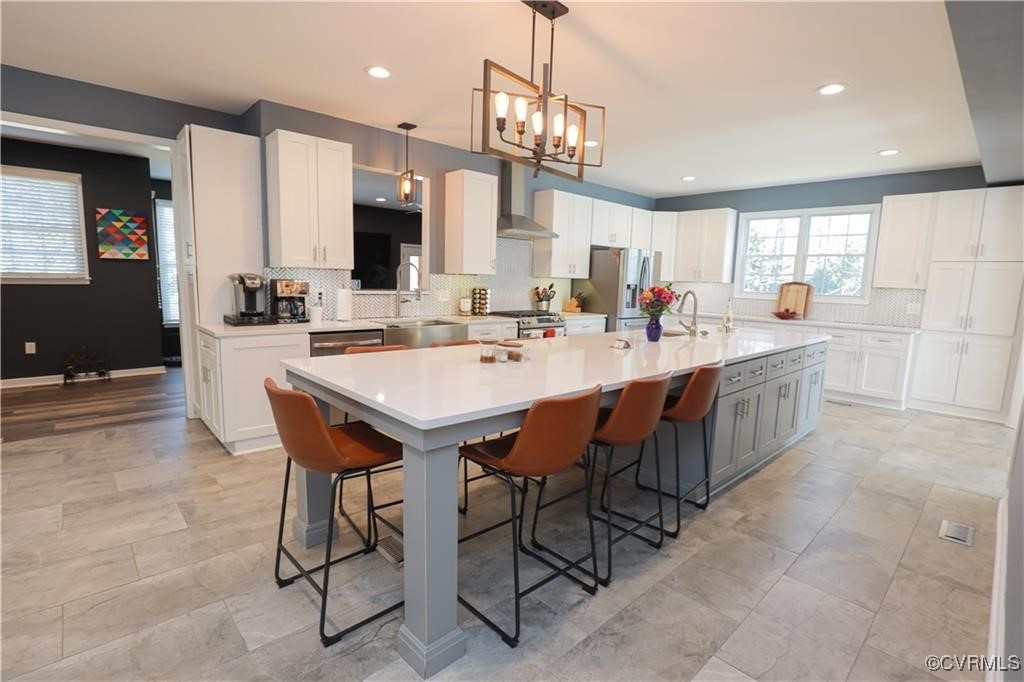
[497,161,558,240]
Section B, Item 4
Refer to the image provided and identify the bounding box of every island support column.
[397,441,467,677]
[291,397,338,547]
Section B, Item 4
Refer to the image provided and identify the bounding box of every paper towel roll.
[336,288,353,321]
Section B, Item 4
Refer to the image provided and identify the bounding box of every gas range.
[491,310,566,338]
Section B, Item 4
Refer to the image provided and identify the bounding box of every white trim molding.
[1,365,167,389]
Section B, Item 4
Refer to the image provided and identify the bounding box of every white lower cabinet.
[466,322,519,341]
[856,347,906,400]
[911,332,1014,412]
[564,316,607,336]
[823,344,859,393]
[199,331,310,454]
[821,328,914,406]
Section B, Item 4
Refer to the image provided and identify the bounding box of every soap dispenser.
[723,299,734,334]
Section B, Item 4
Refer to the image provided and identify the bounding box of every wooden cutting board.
[773,282,814,319]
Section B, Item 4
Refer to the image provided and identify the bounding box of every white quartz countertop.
[684,312,920,335]
[282,327,829,430]
[199,312,609,338]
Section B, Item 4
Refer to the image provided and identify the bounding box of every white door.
[315,138,354,269]
[966,262,1024,336]
[910,332,962,404]
[955,335,1014,411]
[823,345,859,393]
[267,130,318,268]
[874,193,934,288]
[609,203,633,247]
[462,170,499,274]
[651,212,678,282]
[856,347,905,400]
[921,262,974,332]
[929,189,985,261]
[978,186,1024,262]
[570,194,594,278]
[675,211,704,281]
[630,208,653,250]
[171,126,201,419]
[700,208,738,283]
[590,199,614,247]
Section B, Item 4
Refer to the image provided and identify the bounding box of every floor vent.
[938,520,975,547]
[376,535,404,566]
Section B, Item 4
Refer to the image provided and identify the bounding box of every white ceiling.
[0,1,980,197]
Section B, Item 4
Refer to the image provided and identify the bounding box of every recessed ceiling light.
[365,65,391,79]
[584,140,599,148]
[877,148,900,156]
[682,176,696,182]
[375,197,387,202]
[816,83,847,96]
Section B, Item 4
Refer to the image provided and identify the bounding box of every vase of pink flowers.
[638,284,680,342]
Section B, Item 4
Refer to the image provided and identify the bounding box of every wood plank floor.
[1,369,185,442]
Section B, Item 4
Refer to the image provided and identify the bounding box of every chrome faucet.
[676,289,699,336]
[394,261,421,318]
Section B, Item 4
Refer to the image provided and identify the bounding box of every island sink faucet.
[676,289,699,336]
[395,261,421,318]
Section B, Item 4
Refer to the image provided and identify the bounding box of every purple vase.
[646,314,663,342]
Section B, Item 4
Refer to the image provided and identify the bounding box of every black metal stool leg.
[601,445,614,586]
[458,456,470,515]
[319,474,342,646]
[274,457,296,587]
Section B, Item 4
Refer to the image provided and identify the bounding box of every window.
[0,165,89,284]
[735,204,879,302]
[154,199,179,324]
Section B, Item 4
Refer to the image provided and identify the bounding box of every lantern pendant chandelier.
[397,122,417,206]
[472,0,605,182]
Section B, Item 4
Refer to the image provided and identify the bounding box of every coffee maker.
[270,279,310,323]
[224,273,275,325]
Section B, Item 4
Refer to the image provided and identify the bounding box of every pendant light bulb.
[531,111,544,135]
[494,91,509,118]
[566,123,579,159]
[552,113,565,149]
[514,97,528,122]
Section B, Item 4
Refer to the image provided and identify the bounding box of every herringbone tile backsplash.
[267,240,922,328]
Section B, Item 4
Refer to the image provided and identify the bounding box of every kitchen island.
[281,326,830,678]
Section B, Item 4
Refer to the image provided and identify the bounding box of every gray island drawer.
[765,352,788,379]
[719,364,746,396]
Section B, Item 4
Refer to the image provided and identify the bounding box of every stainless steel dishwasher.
[309,330,384,356]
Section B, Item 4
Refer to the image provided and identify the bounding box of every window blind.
[0,165,89,282]
[155,199,179,324]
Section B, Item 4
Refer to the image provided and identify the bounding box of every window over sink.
[735,204,879,303]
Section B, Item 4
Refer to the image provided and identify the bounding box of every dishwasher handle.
[312,339,381,350]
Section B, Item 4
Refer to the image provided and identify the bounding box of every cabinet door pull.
[313,246,318,262]
[323,246,327,262]
[963,341,969,355]
[751,367,764,376]
[727,375,742,384]
[967,316,973,329]
[772,361,785,369]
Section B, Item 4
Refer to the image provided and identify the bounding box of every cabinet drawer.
[819,327,862,347]
[765,352,788,379]
[862,332,907,350]
[743,357,768,385]
[804,342,828,366]
[785,348,805,372]
[719,364,746,396]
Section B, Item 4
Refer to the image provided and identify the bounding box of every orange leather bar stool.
[590,372,673,586]
[637,362,724,537]
[344,344,409,354]
[264,378,404,647]
[430,339,480,348]
[457,385,602,647]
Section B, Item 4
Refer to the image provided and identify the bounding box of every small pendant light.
[397,122,417,206]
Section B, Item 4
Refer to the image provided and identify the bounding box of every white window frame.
[0,165,90,285]
[154,198,179,326]
[733,203,880,305]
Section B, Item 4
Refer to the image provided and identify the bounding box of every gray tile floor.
[0,400,1013,681]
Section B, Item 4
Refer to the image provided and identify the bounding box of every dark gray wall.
[242,99,654,271]
[654,166,989,213]
[1,138,163,378]
[946,2,1024,185]
[0,65,241,139]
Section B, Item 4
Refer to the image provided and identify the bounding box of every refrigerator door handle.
[639,255,650,292]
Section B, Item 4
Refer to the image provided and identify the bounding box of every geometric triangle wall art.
[96,208,149,260]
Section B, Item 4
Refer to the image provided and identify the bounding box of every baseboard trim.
[822,390,905,411]
[1,365,167,389]
[987,495,1009,682]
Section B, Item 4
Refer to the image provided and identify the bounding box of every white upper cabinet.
[921,262,974,332]
[966,262,1024,336]
[675,211,703,282]
[533,190,592,279]
[630,208,653,250]
[266,130,353,269]
[651,212,678,282]
[929,189,986,261]
[978,186,1024,262]
[674,208,738,283]
[590,199,631,248]
[874,193,933,288]
[444,169,498,275]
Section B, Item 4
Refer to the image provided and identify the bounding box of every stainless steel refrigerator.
[571,248,654,332]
